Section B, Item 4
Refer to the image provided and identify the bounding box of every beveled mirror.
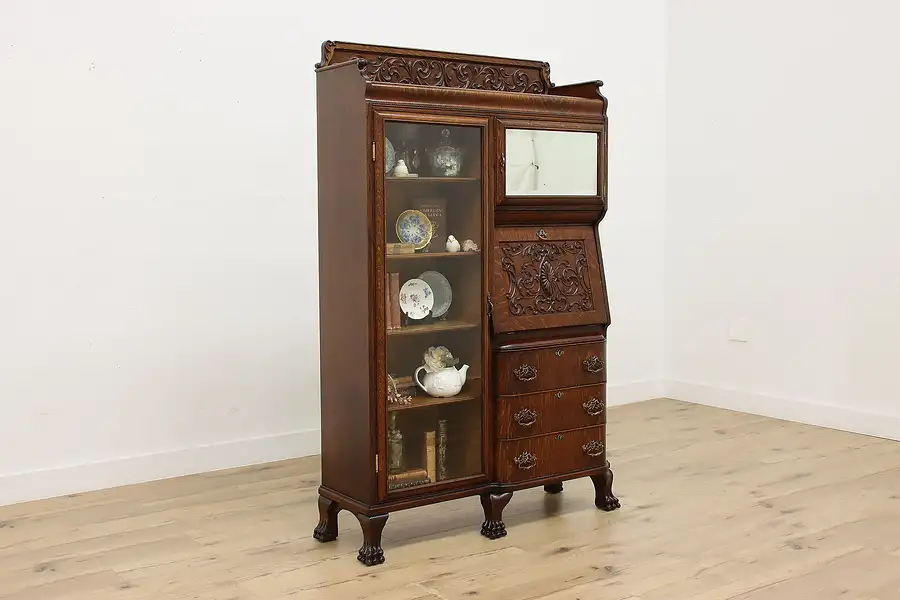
[505,129,599,196]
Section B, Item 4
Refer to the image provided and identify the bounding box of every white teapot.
[414,364,469,397]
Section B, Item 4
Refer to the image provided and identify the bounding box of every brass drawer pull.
[583,356,604,374]
[513,451,537,470]
[583,397,605,416]
[514,364,538,382]
[514,408,537,427]
[555,349,564,357]
[555,391,564,399]
[582,440,605,457]
[537,228,548,240]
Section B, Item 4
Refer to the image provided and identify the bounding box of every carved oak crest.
[500,241,594,317]
[316,40,552,94]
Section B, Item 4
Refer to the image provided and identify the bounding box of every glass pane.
[505,129,598,196]
[383,120,484,493]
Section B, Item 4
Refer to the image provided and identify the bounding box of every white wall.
[0,0,667,505]
[666,0,900,439]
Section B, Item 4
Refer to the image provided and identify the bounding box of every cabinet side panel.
[317,65,374,504]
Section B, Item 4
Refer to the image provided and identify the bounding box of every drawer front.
[498,384,606,439]
[497,341,606,395]
[497,427,607,483]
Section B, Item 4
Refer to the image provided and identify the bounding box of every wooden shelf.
[387,251,481,260]
[386,177,479,183]
[388,378,482,412]
[387,319,480,336]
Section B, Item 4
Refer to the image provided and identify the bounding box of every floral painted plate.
[399,278,434,320]
[418,270,452,319]
[395,209,433,250]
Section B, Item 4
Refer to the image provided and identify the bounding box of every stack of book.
[384,272,402,330]
[387,468,430,490]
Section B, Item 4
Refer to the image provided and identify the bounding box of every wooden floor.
[2,399,900,600]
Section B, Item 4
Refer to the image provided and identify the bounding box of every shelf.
[388,378,482,412]
[386,177,479,183]
[387,251,481,260]
[387,319,480,336]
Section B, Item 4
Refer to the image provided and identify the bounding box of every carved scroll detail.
[356,56,548,93]
[500,241,594,317]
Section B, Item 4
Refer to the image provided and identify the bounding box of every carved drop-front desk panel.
[314,40,618,567]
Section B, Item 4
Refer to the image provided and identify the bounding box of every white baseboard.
[666,380,900,442]
[0,382,665,508]
[607,379,666,406]
[0,428,321,507]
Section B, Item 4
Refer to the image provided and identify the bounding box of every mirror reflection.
[505,129,598,196]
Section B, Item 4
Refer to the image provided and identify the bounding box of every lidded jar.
[429,128,462,177]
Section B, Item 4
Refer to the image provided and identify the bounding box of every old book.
[388,477,431,491]
[387,468,428,483]
[437,419,448,481]
[390,273,402,329]
[412,197,447,253]
[384,273,393,330]
[424,431,436,484]
[394,375,417,396]
[386,242,416,254]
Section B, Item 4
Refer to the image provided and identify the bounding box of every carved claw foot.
[312,495,339,543]
[598,493,621,511]
[591,466,621,512]
[481,518,507,539]
[480,492,513,540]
[355,513,388,567]
[544,482,564,494]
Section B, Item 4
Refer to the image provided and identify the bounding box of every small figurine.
[393,159,409,177]
[462,239,479,252]
[445,235,460,253]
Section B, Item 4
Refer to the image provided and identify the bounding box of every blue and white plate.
[395,209,433,250]
[399,278,434,320]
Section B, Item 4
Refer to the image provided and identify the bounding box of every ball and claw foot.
[544,482,564,494]
[312,496,339,543]
[355,513,388,567]
[591,466,621,512]
[480,492,513,540]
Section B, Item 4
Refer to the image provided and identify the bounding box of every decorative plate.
[395,209,433,250]
[418,270,452,318]
[399,278,434,320]
[385,137,396,175]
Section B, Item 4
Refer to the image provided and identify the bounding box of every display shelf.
[388,319,480,336]
[386,251,481,261]
[388,378,482,412]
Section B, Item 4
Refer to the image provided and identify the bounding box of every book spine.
[390,273,402,328]
[387,468,428,482]
[437,419,448,481]
[425,431,436,484]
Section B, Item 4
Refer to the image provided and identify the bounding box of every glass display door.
[375,113,489,497]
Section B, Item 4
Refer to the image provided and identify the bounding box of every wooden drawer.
[496,340,606,395]
[498,384,606,440]
[497,426,606,483]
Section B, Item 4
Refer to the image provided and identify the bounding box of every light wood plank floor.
[2,399,900,600]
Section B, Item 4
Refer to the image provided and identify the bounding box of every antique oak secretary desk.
[314,41,618,566]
